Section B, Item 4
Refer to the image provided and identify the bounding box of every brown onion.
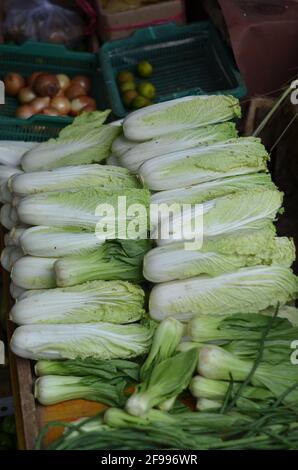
[30,97,51,113]
[16,105,34,119]
[65,83,87,100]
[18,87,36,104]
[80,104,97,113]
[43,107,59,116]
[70,96,96,116]
[27,71,44,88]
[50,96,71,115]
[71,75,91,93]
[56,74,70,91]
[4,73,25,96]
[34,73,60,97]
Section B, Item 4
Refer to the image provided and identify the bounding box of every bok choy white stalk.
[10,280,145,325]
[10,321,154,360]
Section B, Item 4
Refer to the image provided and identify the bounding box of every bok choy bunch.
[198,345,298,404]
[34,375,126,407]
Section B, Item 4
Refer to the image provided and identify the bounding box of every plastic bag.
[3,0,85,49]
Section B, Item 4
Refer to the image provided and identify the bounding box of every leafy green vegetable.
[149,266,298,321]
[119,122,238,173]
[151,173,275,206]
[144,229,294,282]
[154,189,283,245]
[35,358,140,384]
[123,95,241,141]
[140,317,184,381]
[10,164,140,196]
[34,375,126,406]
[10,280,145,325]
[140,137,268,191]
[21,112,119,171]
[10,321,154,360]
[198,345,298,403]
[17,187,150,231]
[126,349,198,416]
[11,256,57,289]
[55,239,152,286]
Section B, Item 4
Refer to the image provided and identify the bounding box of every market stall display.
[1,96,298,450]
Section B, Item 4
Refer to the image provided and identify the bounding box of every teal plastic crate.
[0,41,108,140]
[100,22,246,117]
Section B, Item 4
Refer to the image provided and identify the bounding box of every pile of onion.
[3,72,96,119]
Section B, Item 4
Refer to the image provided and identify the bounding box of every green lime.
[122,90,138,107]
[137,82,156,99]
[137,60,153,78]
[120,80,136,93]
[132,95,151,109]
[117,70,134,84]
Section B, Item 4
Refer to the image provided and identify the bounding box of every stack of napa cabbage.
[116,95,298,323]
[0,111,154,365]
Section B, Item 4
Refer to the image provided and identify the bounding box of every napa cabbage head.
[151,173,275,206]
[10,279,145,325]
[144,227,295,282]
[119,123,238,173]
[149,265,298,322]
[10,321,155,360]
[21,111,120,171]
[17,187,150,232]
[140,137,269,191]
[123,96,241,141]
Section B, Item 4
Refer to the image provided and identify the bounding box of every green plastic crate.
[0,41,107,141]
[100,21,246,117]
